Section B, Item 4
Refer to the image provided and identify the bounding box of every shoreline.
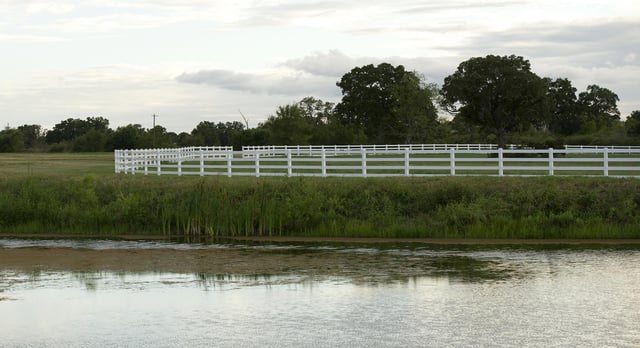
[2,233,640,245]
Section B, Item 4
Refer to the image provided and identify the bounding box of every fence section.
[114,146,640,178]
[564,145,640,154]
[241,144,510,157]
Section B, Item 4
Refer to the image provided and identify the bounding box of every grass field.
[0,153,116,178]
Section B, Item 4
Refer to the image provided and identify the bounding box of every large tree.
[297,96,335,126]
[546,78,580,135]
[0,128,24,152]
[577,84,620,131]
[261,104,314,145]
[45,116,110,144]
[17,124,45,150]
[626,110,640,137]
[440,55,548,148]
[109,124,146,150]
[335,63,438,144]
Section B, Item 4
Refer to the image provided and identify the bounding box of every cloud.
[26,2,75,14]
[393,0,527,14]
[0,33,66,43]
[0,0,74,14]
[176,68,340,97]
[31,13,183,33]
[177,50,456,100]
[459,19,640,69]
[280,50,362,77]
[176,70,255,92]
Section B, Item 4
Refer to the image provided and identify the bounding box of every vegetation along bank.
[1,175,639,239]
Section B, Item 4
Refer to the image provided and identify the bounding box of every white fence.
[114,145,640,178]
[241,144,511,157]
[564,145,640,154]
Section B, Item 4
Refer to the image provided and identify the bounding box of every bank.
[1,175,639,239]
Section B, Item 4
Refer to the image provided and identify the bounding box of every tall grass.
[1,175,639,238]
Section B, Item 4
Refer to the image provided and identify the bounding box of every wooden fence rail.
[114,146,640,178]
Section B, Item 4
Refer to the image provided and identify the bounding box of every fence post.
[178,150,182,177]
[287,149,293,177]
[227,150,233,177]
[156,149,161,176]
[548,148,554,176]
[255,152,260,177]
[603,148,609,176]
[361,149,367,177]
[144,149,149,175]
[199,148,204,176]
[404,148,410,176]
[498,148,504,176]
[449,148,456,176]
[321,149,327,177]
[130,150,136,175]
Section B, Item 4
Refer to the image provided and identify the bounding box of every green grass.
[0,153,115,178]
[1,152,639,239]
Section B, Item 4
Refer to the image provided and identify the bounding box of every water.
[1,239,640,347]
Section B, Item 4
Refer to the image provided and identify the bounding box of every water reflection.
[2,239,640,347]
[1,237,538,285]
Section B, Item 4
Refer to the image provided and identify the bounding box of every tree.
[217,121,245,148]
[191,121,245,148]
[546,78,580,135]
[17,124,45,151]
[108,124,146,150]
[297,96,335,126]
[45,116,111,145]
[440,55,548,148]
[335,63,438,144]
[577,84,620,131]
[0,128,24,152]
[261,104,314,145]
[192,121,221,146]
[626,110,640,137]
[72,129,107,152]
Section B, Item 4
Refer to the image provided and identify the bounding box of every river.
[1,238,639,347]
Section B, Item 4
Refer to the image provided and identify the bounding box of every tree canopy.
[441,55,548,148]
[335,63,438,144]
[577,84,620,131]
[546,78,580,135]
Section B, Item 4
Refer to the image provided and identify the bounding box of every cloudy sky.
[1,0,639,133]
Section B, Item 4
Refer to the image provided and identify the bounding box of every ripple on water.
[1,239,640,347]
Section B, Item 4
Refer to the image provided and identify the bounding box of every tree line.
[2,54,639,152]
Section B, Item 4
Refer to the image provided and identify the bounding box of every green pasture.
[0,153,115,178]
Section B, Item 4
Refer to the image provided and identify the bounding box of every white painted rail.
[565,145,640,154]
[114,145,640,178]
[241,144,511,157]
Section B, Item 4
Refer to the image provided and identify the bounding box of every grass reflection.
[5,239,638,292]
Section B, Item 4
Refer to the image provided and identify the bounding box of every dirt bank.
[3,233,640,245]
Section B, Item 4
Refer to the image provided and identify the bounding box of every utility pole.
[152,114,158,147]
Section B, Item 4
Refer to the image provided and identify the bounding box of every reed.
[1,175,639,239]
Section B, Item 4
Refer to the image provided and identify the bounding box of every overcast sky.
[1,0,639,133]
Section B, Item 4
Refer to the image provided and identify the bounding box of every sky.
[1,0,639,133]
